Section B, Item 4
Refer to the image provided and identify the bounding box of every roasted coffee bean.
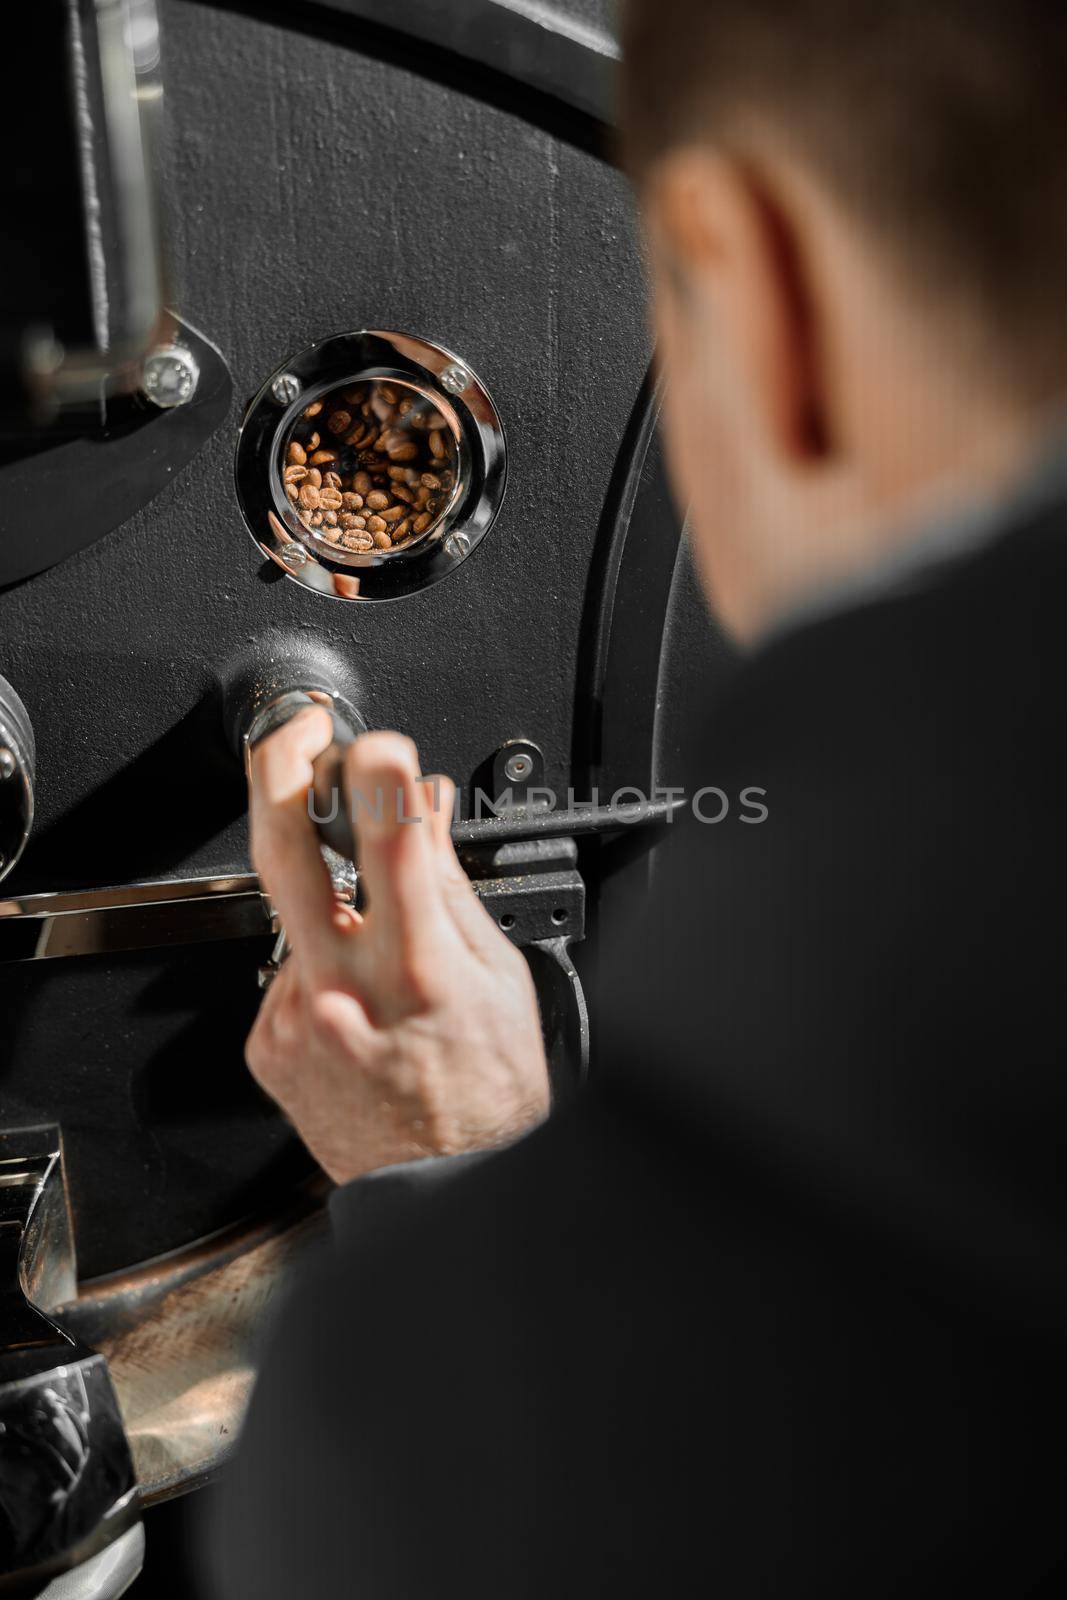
[342,531,374,552]
[380,504,405,523]
[327,410,352,436]
[287,441,307,465]
[307,431,321,451]
[324,510,338,526]
[309,511,324,528]
[298,483,321,510]
[319,486,343,511]
[341,492,363,510]
[283,464,308,484]
[352,471,373,496]
[285,482,299,502]
[373,530,392,549]
[303,400,324,418]
[412,512,432,535]
[306,467,322,489]
[323,470,342,490]
[367,515,387,533]
[429,430,446,460]
[365,490,389,511]
[309,449,336,466]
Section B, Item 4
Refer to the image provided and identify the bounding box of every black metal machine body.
[0,0,733,1585]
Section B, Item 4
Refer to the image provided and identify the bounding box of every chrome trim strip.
[0,875,270,964]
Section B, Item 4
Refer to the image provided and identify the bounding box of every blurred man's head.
[620,1,1067,638]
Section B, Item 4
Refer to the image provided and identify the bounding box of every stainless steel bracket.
[0,1127,140,1589]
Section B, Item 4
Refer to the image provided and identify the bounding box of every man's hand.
[246,711,550,1185]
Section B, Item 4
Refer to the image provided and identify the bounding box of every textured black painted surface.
[0,0,657,1277]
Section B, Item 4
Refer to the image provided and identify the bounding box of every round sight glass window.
[279,378,462,564]
[236,331,506,602]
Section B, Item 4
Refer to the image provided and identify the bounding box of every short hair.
[619,1,1067,399]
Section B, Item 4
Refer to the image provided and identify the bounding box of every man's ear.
[648,147,831,465]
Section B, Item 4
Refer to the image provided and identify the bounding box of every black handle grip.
[309,733,358,859]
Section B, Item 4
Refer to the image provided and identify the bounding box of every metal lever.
[219,636,366,865]
[222,635,686,868]
[243,687,361,862]
[235,672,364,989]
[245,698,358,990]
[247,692,683,869]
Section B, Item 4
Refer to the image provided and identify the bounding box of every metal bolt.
[440,363,471,396]
[444,530,471,560]
[271,372,302,406]
[504,751,533,784]
[279,542,309,569]
[141,345,199,409]
[0,748,16,781]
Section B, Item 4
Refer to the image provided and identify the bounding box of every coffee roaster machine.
[0,2,729,1593]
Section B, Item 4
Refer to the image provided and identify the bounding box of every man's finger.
[343,733,451,963]
[420,774,513,960]
[250,707,343,972]
[419,774,455,855]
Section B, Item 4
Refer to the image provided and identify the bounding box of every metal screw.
[279,542,309,569]
[271,372,302,406]
[440,363,471,396]
[141,345,199,409]
[444,530,470,560]
[0,748,16,781]
[504,751,533,784]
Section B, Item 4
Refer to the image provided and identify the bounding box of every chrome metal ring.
[235,330,507,603]
[0,674,35,885]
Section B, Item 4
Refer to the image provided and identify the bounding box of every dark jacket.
[209,479,1067,1596]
